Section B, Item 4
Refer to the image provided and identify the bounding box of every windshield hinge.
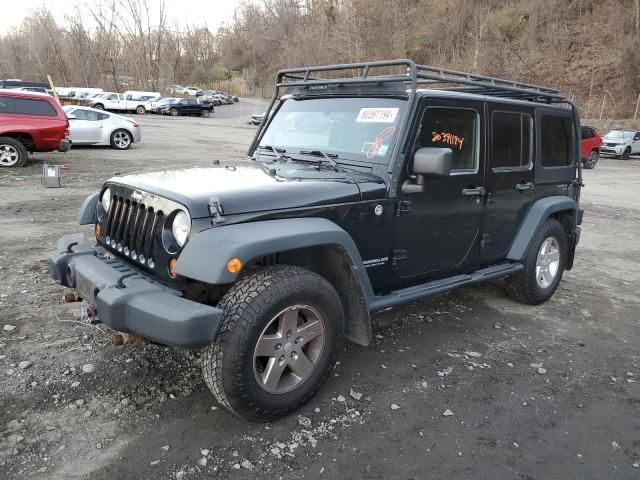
[395,200,411,216]
[208,198,225,225]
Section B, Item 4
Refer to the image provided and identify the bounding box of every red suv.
[0,90,71,167]
[580,125,602,169]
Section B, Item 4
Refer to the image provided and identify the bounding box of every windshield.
[258,97,406,164]
[604,130,633,140]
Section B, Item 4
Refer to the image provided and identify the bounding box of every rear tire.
[583,150,598,169]
[0,137,28,167]
[201,265,344,422]
[505,218,567,305]
[170,108,179,117]
[110,129,132,150]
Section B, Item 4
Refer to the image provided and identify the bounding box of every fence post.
[634,92,640,120]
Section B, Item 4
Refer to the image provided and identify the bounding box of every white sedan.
[63,106,142,150]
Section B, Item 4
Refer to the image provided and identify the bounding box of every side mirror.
[402,147,452,194]
[66,114,77,120]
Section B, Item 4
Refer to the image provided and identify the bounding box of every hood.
[106,163,386,218]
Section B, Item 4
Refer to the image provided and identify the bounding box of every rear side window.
[491,111,532,169]
[541,116,573,167]
[0,96,16,113]
[581,127,593,139]
[14,98,57,116]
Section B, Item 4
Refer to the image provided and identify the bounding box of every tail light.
[64,128,70,138]
[128,119,139,128]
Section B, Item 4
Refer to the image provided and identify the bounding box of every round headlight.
[101,188,112,212]
[171,210,191,247]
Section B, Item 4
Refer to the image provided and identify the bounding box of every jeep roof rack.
[275,59,567,103]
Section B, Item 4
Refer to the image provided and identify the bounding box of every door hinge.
[208,198,225,225]
[395,200,411,216]
[480,234,492,249]
[392,249,408,265]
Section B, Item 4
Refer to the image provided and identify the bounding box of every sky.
[0,0,241,33]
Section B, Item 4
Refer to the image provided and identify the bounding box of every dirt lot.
[1,100,639,479]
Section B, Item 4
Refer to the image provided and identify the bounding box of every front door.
[481,105,535,259]
[392,100,485,279]
[68,109,104,144]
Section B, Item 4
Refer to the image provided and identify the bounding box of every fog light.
[226,258,242,273]
[95,223,102,237]
[168,258,177,278]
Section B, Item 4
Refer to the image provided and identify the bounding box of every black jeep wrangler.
[50,60,583,421]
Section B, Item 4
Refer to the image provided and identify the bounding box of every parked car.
[580,125,602,169]
[0,90,71,167]
[149,97,177,113]
[88,92,157,114]
[249,112,266,125]
[63,105,141,150]
[10,86,54,96]
[601,129,640,160]
[184,86,201,96]
[50,60,583,421]
[159,98,213,117]
[168,85,185,94]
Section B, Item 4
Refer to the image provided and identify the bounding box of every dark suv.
[50,60,583,421]
[160,98,213,117]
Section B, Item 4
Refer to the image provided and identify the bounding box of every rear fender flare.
[507,195,577,261]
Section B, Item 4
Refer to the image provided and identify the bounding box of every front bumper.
[601,145,624,155]
[57,139,72,153]
[49,234,222,348]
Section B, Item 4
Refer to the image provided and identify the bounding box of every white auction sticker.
[356,108,399,123]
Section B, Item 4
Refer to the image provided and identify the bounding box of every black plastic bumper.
[49,234,222,348]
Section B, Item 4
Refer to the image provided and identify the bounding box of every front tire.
[622,147,631,160]
[0,137,28,167]
[583,150,598,169]
[110,129,132,150]
[202,265,344,422]
[170,108,179,117]
[201,109,210,118]
[93,103,105,110]
[505,218,567,305]
[136,105,146,114]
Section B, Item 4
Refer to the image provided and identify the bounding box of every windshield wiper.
[254,145,289,161]
[298,150,341,171]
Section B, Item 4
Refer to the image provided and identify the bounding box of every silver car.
[63,106,142,150]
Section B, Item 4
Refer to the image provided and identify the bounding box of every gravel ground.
[1,100,639,479]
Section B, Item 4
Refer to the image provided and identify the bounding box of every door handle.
[462,186,486,197]
[514,182,534,192]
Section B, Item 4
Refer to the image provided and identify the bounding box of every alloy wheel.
[253,304,326,394]
[113,132,131,149]
[536,237,560,289]
[0,144,19,166]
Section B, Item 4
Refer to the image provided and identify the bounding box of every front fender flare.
[507,195,577,261]
[174,217,375,301]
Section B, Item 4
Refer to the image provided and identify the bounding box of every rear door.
[481,105,535,260]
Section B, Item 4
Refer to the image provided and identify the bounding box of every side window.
[541,115,573,167]
[0,97,16,113]
[14,98,57,116]
[107,94,117,100]
[634,132,640,141]
[416,108,478,172]
[581,126,593,140]
[491,112,532,170]
[97,112,109,120]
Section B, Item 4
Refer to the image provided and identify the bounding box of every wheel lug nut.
[295,337,302,344]
[286,330,292,338]
[291,352,298,360]
[275,343,282,350]
[278,355,285,364]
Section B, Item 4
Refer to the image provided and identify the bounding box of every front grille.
[104,195,164,267]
